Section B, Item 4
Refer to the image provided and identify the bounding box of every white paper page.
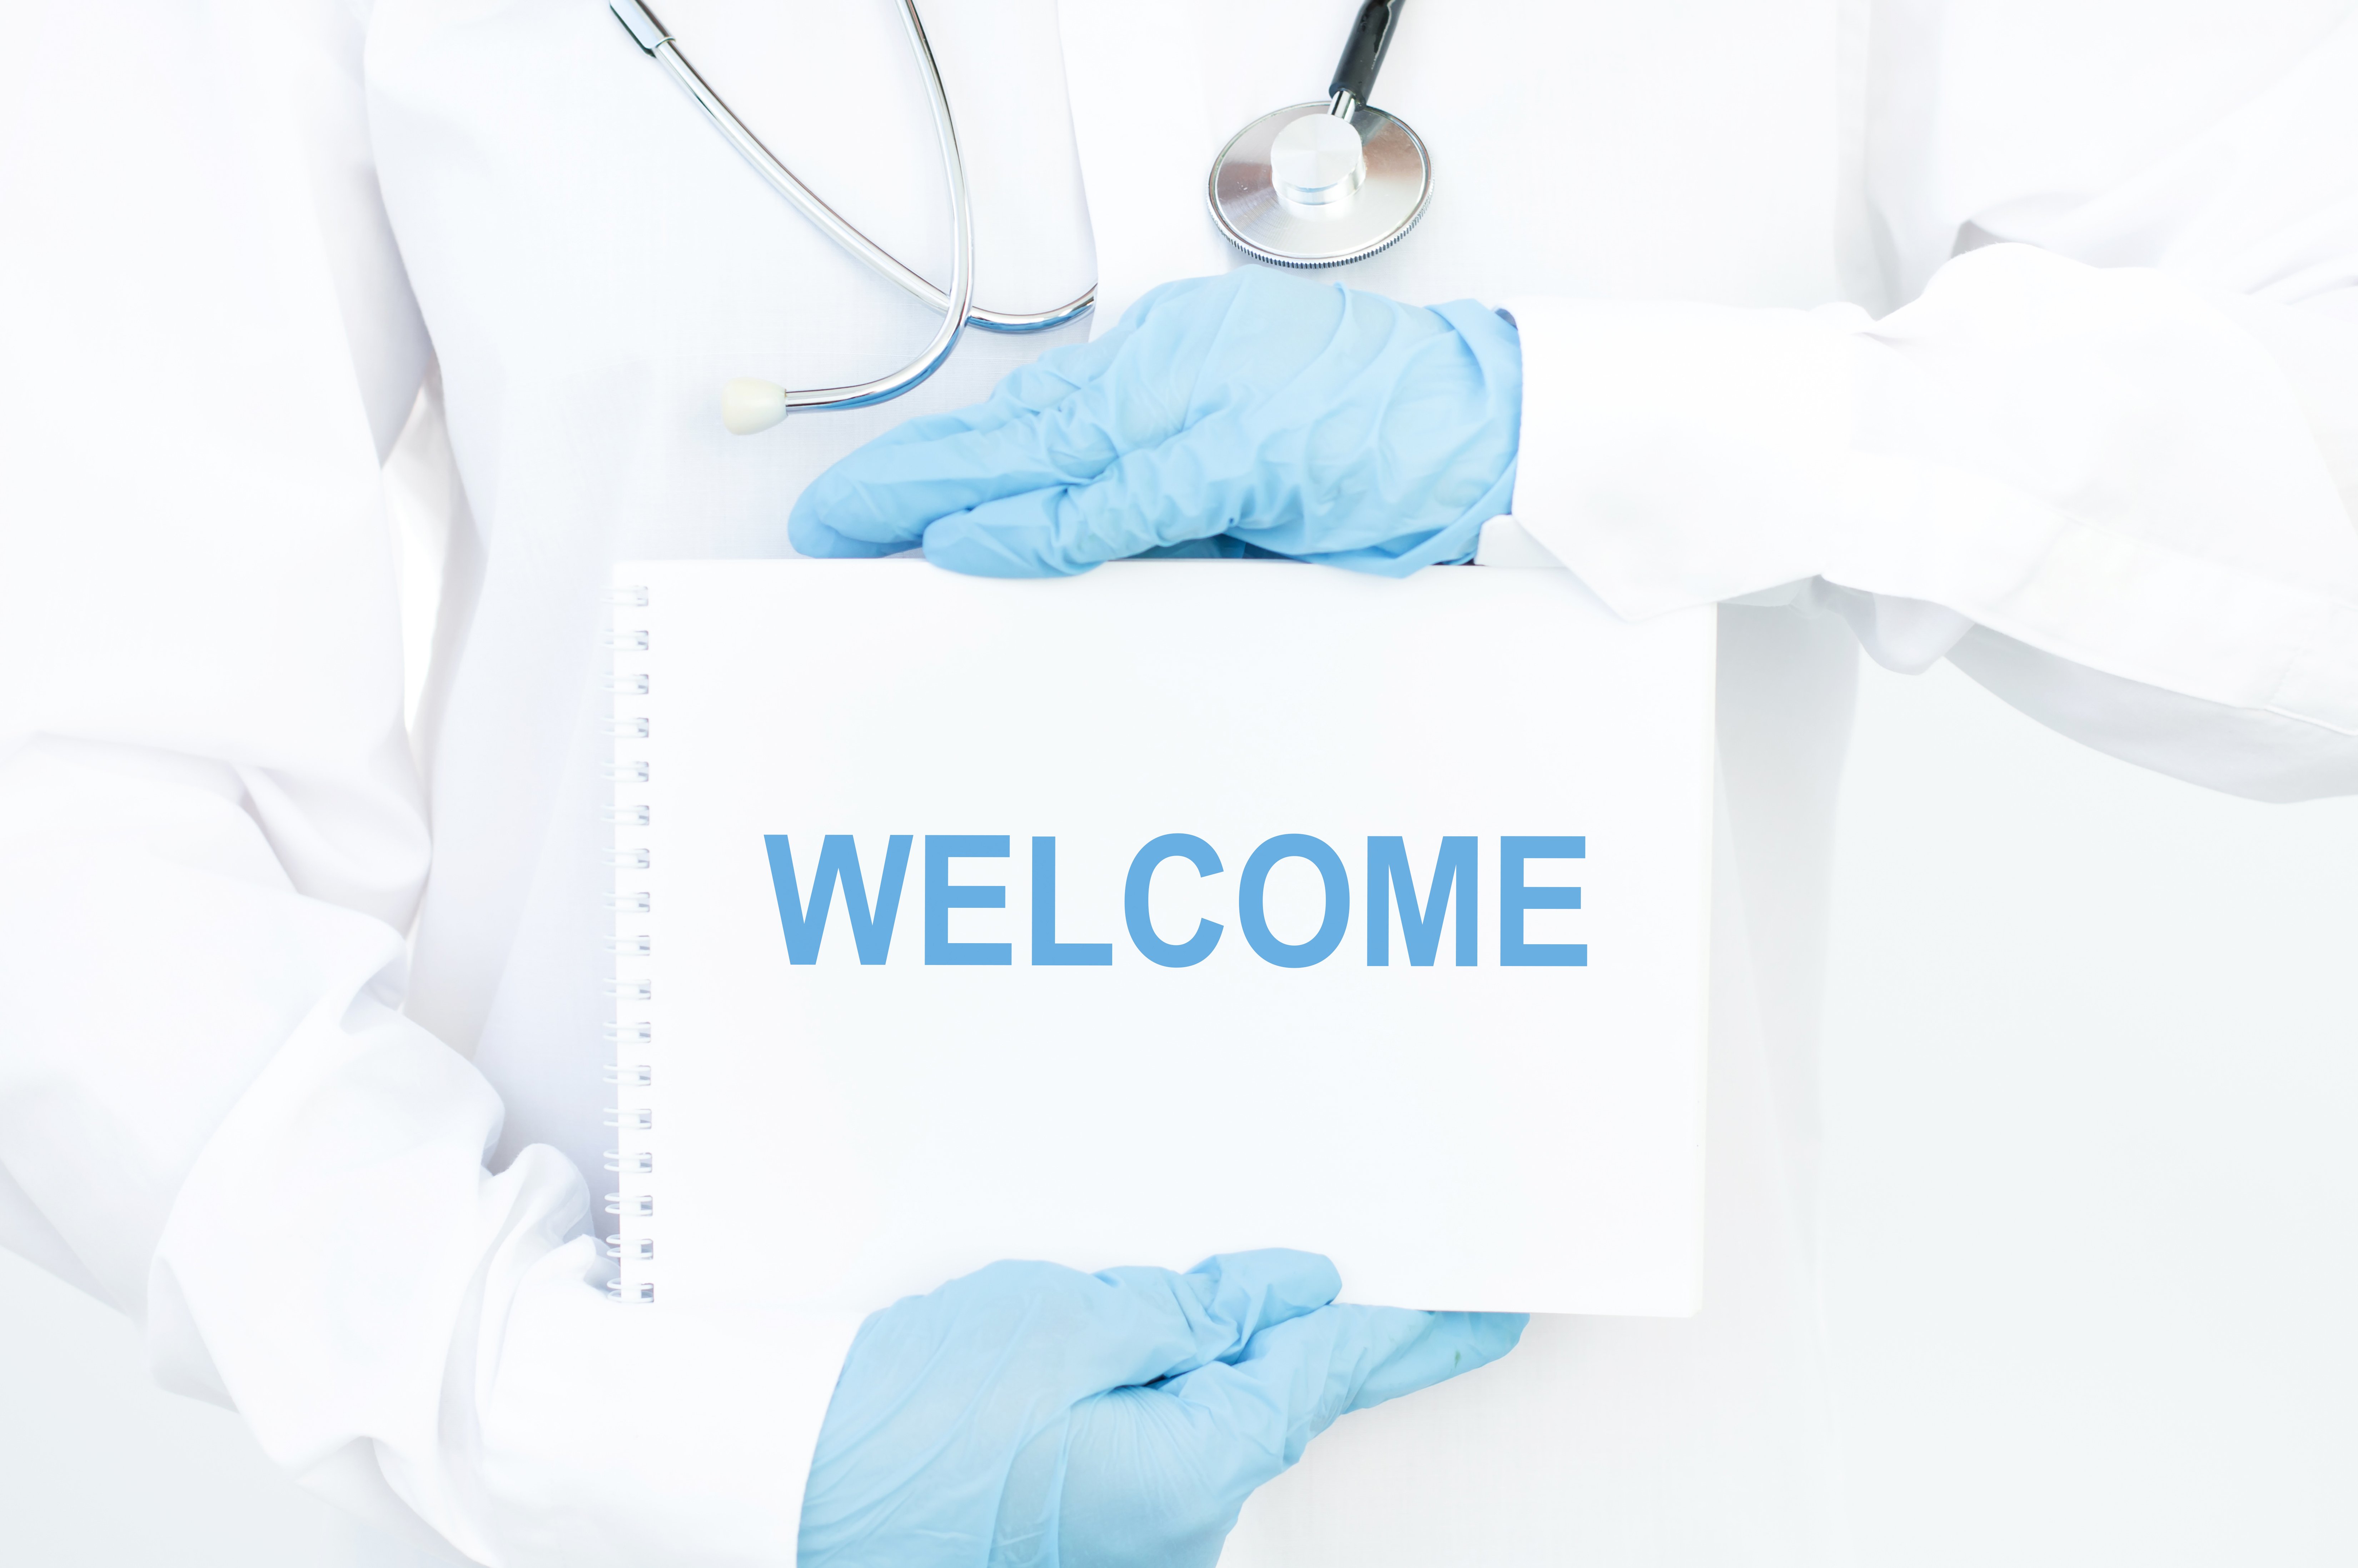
[609,559,1714,1315]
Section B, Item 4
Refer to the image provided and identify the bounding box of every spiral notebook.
[606,556,1715,1316]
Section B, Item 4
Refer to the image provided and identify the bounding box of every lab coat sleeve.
[0,6,855,1565]
[1502,12,2358,803]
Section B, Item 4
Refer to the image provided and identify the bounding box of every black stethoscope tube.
[1329,0,1407,109]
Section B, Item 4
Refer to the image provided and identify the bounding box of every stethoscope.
[608,0,1424,434]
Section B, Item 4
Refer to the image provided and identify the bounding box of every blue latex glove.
[789,268,1521,577]
[797,1250,1525,1567]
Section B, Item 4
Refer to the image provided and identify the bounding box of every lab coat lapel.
[1055,0,1236,328]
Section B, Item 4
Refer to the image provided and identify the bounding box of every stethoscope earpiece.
[722,380,790,436]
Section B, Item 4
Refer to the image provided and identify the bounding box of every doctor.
[5,2,2357,1566]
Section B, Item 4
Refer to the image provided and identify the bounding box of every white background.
[7,647,2355,1563]
[1819,656,2358,1563]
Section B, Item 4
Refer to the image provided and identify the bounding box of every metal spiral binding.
[607,578,657,1303]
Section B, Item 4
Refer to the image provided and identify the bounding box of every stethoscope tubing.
[614,0,1418,426]
[611,0,1092,419]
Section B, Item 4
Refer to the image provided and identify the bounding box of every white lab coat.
[4,0,2356,1563]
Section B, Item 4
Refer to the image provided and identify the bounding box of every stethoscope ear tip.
[722,378,790,435]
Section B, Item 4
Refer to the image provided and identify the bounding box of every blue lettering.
[1031,836,1112,966]
[765,834,911,965]
[1125,834,1224,967]
[771,832,1581,969]
[1239,834,1349,969]
[926,835,1011,965]
[1501,836,1586,967]
[1366,836,1478,966]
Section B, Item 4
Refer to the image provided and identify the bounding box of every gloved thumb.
[1075,1305,1525,1517]
[1173,1305,1527,1472]
[1042,1306,1524,1568]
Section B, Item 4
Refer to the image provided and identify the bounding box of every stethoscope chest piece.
[1207,1,1427,271]
[1209,101,1431,270]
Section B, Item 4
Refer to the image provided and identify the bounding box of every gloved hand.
[797,1249,1526,1568]
[789,268,1521,577]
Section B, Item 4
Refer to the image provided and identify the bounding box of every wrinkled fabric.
[1504,243,2358,796]
[791,271,1521,577]
[798,1251,1522,1568]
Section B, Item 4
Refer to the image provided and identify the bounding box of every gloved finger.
[915,404,1276,576]
[787,328,1131,559]
[788,276,1235,559]
[1065,1248,1344,1392]
[1048,1306,1526,1568]
[810,1249,1338,1471]
[920,291,1433,577]
[1157,1305,1528,1476]
[896,271,1224,445]
[1337,1308,1529,1411]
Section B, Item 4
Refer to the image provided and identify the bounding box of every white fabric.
[1507,242,2358,773]
[2,0,2355,1564]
